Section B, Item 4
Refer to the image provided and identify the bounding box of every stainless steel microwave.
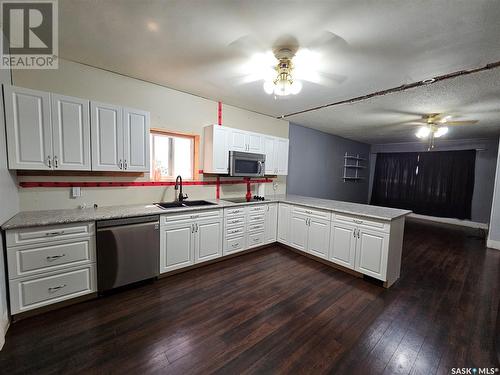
[229,151,265,177]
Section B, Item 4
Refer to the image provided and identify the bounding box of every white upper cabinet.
[51,94,91,170]
[91,102,123,171]
[246,132,262,153]
[276,138,289,175]
[229,128,247,152]
[123,107,150,172]
[263,136,276,174]
[91,102,150,172]
[4,85,52,170]
[203,125,230,174]
[4,85,150,172]
[203,124,288,175]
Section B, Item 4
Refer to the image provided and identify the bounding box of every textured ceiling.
[288,68,500,143]
[58,0,500,143]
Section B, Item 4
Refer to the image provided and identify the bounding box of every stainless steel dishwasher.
[96,215,160,292]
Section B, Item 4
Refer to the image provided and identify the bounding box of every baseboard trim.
[0,310,9,351]
[408,213,488,230]
[487,239,500,250]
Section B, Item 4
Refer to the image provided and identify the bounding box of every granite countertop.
[1,195,411,230]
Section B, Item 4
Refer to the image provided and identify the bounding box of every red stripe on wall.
[217,101,222,126]
[19,178,273,189]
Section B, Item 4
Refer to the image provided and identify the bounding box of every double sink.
[155,200,217,210]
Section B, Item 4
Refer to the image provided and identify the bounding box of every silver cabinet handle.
[48,284,66,292]
[47,156,52,168]
[353,219,363,224]
[230,219,240,224]
[124,160,128,170]
[191,224,195,233]
[357,229,360,239]
[191,215,199,219]
[253,237,259,242]
[53,156,59,168]
[195,223,198,232]
[45,231,65,236]
[46,254,66,261]
[232,242,239,248]
[119,159,123,169]
[353,230,356,238]
[228,229,240,234]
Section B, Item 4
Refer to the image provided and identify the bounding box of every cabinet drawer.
[7,238,95,279]
[334,214,389,233]
[226,226,245,238]
[224,236,245,255]
[292,205,331,220]
[225,216,246,228]
[248,213,265,223]
[7,223,95,248]
[247,232,264,248]
[248,223,265,233]
[9,265,96,314]
[248,204,266,213]
[161,209,221,224]
[224,206,247,217]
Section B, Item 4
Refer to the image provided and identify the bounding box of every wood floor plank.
[0,220,499,375]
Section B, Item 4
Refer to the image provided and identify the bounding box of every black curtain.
[370,150,476,219]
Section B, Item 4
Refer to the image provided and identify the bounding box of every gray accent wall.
[369,138,499,224]
[287,123,370,203]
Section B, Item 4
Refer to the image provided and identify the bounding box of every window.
[150,130,198,181]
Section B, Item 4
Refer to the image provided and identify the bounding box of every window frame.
[150,128,200,181]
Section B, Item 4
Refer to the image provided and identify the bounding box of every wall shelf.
[343,153,365,182]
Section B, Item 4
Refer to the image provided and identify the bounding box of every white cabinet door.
[355,228,388,280]
[229,129,247,152]
[91,102,123,171]
[212,126,229,173]
[195,218,222,263]
[307,217,330,259]
[246,132,262,153]
[160,221,194,273]
[263,136,276,174]
[264,203,278,243]
[330,222,357,270]
[4,85,52,170]
[289,213,308,252]
[51,94,91,170]
[123,107,150,172]
[276,138,289,175]
[277,203,291,244]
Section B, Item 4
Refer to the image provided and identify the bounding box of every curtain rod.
[370,148,487,154]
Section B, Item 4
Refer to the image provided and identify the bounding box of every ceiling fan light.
[416,126,431,139]
[434,127,449,138]
[274,78,291,96]
[263,81,274,95]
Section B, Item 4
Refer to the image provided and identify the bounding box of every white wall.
[0,46,18,349]
[487,137,500,249]
[12,59,289,210]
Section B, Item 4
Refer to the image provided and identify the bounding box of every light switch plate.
[71,187,81,198]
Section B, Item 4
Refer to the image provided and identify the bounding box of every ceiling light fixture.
[263,50,302,96]
[416,124,449,150]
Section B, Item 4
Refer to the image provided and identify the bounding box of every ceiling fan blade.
[442,120,479,126]
[306,31,349,52]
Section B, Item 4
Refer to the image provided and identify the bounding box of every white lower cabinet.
[289,211,330,258]
[6,222,97,315]
[290,213,308,251]
[264,203,278,244]
[160,221,194,273]
[329,219,389,281]
[277,203,291,244]
[355,228,388,280]
[195,218,223,263]
[329,222,357,270]
[160,209,223,273]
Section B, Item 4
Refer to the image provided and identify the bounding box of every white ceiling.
[288,68,500,143]
[59,1,500,143]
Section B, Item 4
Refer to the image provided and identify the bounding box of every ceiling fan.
[412,113,478,150]
[233,33,348,97]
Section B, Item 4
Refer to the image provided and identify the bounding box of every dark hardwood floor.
[1,220,499,375]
